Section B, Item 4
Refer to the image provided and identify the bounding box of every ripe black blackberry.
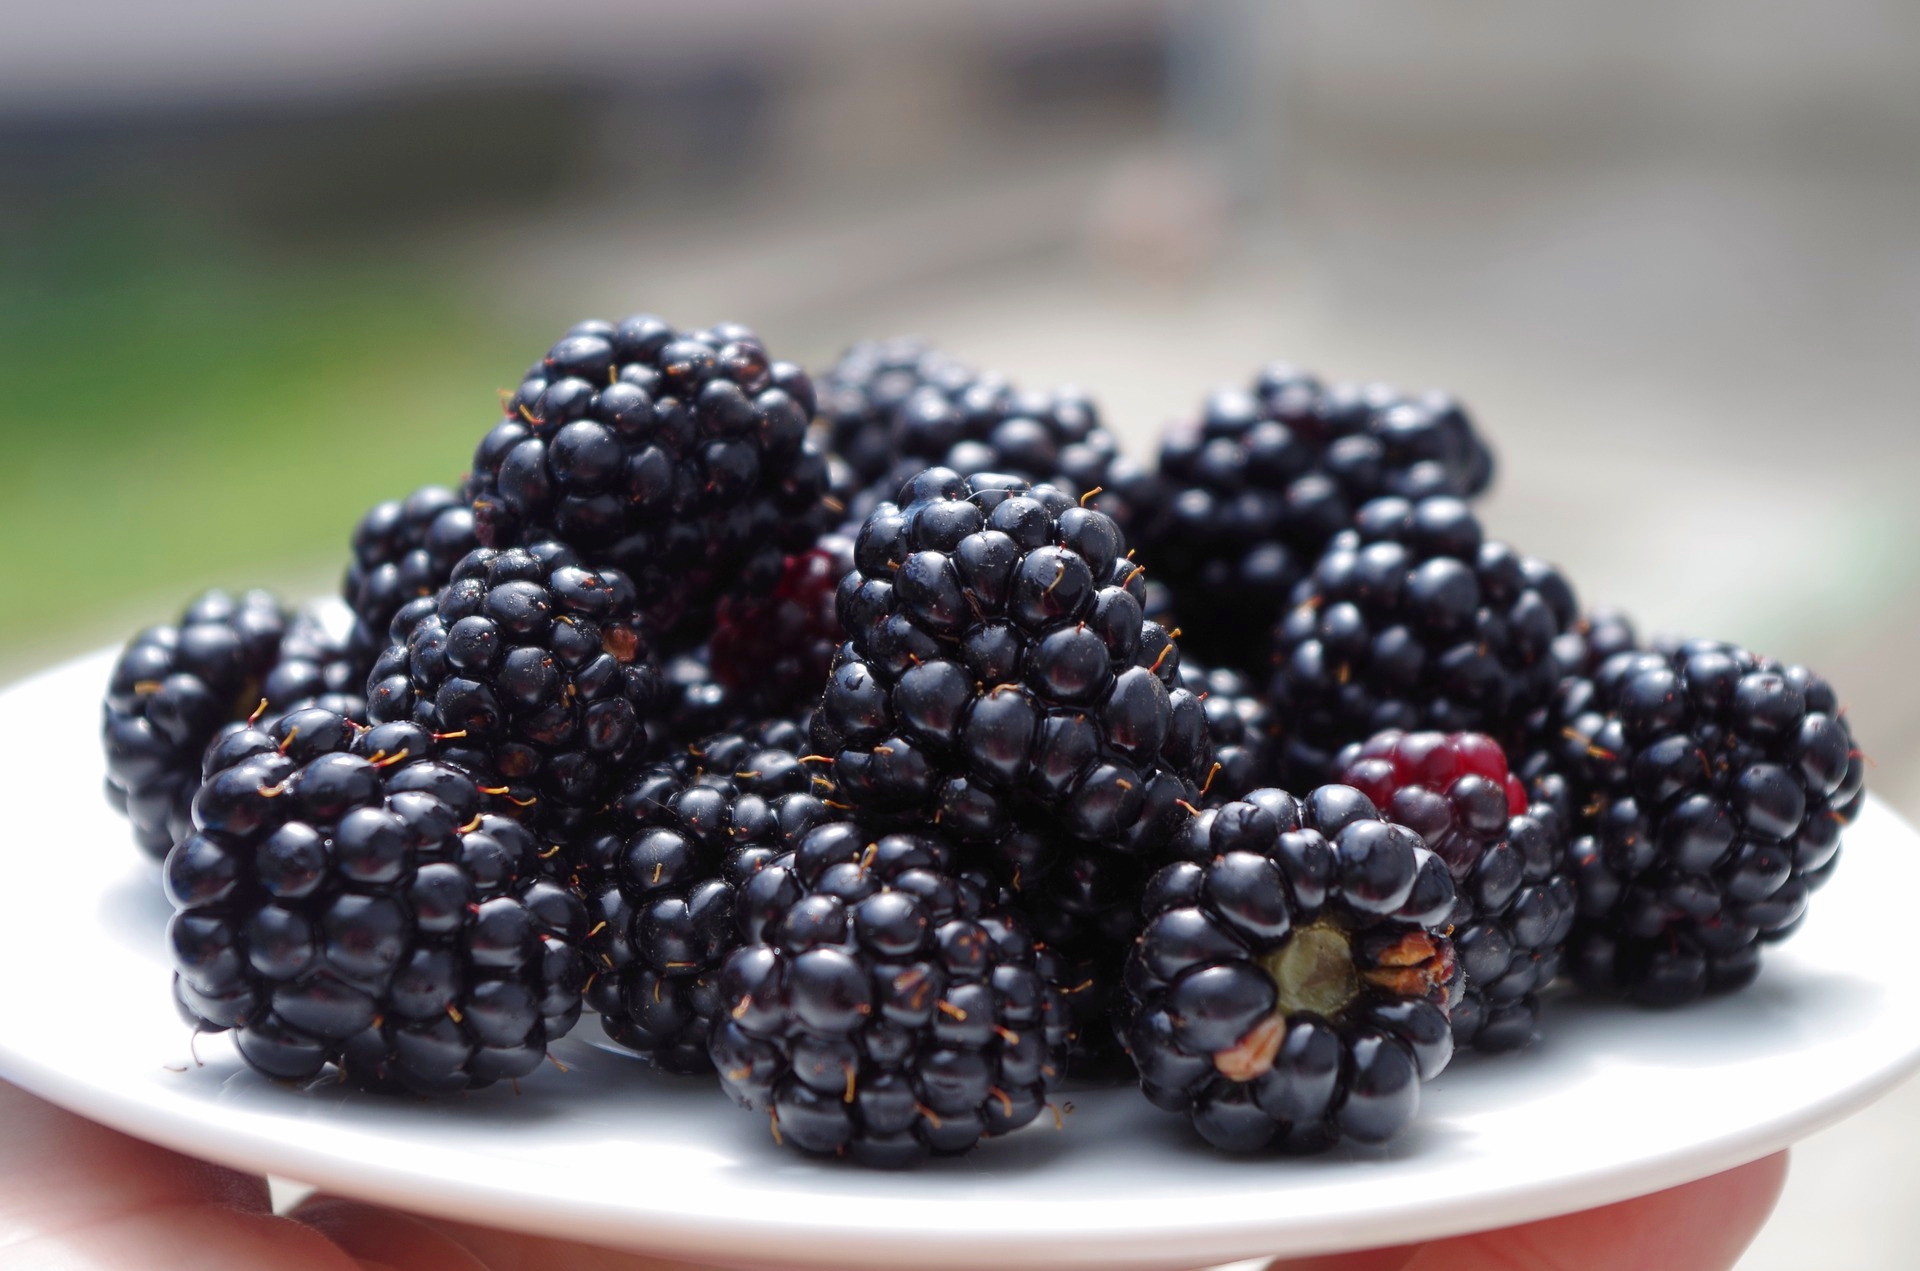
[711,819,1071,1167]
[164,706,589,1092]
[1143,368,1496,670]
[365,542,666,832]
[1125,784,1459,1153]
[1177,662,1273,803]
[104,592,361,860]
[569,723,834,1073]
[812,470,1213,956]
[469,317,834,643]
[817,469,1211,852]
[1336,730,1573,1051]
[343,484,478,672]
[818,338,1162,537]
[1538,642,1864,1005]
[1268,494,1585,789]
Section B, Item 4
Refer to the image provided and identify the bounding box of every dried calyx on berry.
[1531,640,1864,1005]
[1268,494,1585,788]
[469,317,834,642]
[711,819,1071,1167]
[165,707,589,1093]
[105,591,361,861]
[366,542,666,833]
[1140,367,1495,672]
[569,721,833,1073]
[1123,785,1459,1154]
[1337,729,1573,1052]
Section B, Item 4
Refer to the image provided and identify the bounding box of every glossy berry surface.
[104,591,360,861]
[1533,641,1864,1005]
[165,707,589,1092]
[570,722,834,1073]
[469,317,833,643]
[818,338,1162,538]
[1141,366,1496,671]
[1267,495,1585,788]
[711,821,1070,1167]
[1336,730,1573,1051]
[343,484,478,673]
[365,543,665,831]
[1125,785,1459,1153]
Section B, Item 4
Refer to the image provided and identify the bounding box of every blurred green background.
[3,2,1920,1262]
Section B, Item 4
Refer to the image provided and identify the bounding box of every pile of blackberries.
[102,319,1864,1166]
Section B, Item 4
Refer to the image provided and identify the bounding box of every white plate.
[2,650,1916,1271]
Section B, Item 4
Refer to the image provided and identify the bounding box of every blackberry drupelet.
[706,535,854,723]
[1143,367,1496,670]
[1540,642,1864,1005]
[165,706,589,1091]
[469,317,833,642]
[1267,494,1585,789]
[104,591,361,860]
[710,819,1071,1166]
[570,723,834,1073]
[1125,784,1459,1153]
[343,484,478,672]
[817,338,1162,536]
[365,542,666,832]
[1336,730,1573,1051]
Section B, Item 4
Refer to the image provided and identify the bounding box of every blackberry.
[163,706,589,1092]
[1125,784,1459,1153]
[570,723,834,1073]
[706,536,854,723]
[1268,495,1584,788]
[710,819,1071,1166]
[818,338,1162,536]
[469,317,834,643]
[343,484,478,672]
[1539,642,1864,1005]
[812,470,1212,949]
[1143,368,1495,670]
[1336,730,1573,1051]
[817,469,1211,853]
[1178,662,1273,803]
[365,542,666,832]
[104,591,360,860]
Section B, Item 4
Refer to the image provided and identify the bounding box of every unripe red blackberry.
[1336,729,1573,1051]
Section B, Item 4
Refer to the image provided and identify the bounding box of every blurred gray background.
[2,1,1916,1263]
